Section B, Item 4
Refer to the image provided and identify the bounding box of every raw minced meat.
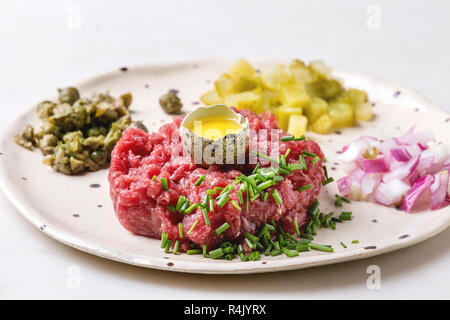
[109,109,325,252]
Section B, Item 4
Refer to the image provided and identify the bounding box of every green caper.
[90,150,107,165]
[15,87,135,175]
[159,91,183,114]
[58,87,80,105]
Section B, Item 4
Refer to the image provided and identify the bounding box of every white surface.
[0,0,449,298]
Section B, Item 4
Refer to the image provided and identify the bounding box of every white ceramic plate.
[1,59,449,274]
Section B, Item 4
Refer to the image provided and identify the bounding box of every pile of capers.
[14,87,146,175]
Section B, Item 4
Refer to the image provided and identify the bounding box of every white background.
[0,0,449,299]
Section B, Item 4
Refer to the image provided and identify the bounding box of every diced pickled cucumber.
[346,88,368,104]
[308,60,332,80]
[260,65,293,91]
[355,102,374,121]
[260,90,279,111]
[279,83,311,108]
[304,97,329,124]
[224,89,262,113]
[232,75,259,92]
[214,74,235,97]
[310,112,334,134]
[329,102,355,128]
[273,104,303,131]
[202,58,373,135]
[200,90,223,105]
[228,59,256,78]
[287,115,308,138]
[306,80,343,101]
[289,59,315,83]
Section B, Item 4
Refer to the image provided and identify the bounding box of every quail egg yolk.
[185,116,242,140]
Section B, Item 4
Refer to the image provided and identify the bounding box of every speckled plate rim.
[0,59,449,274]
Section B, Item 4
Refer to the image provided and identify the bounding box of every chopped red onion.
[337,128,449,212]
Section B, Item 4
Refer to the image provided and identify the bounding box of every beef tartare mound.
[109,109,325,252]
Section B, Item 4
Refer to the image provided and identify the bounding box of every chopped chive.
[252,151,279,164]
[339,211,352,221]
[194,175,206,186]
[311,224,317,235]
[241,174,262,193]
[329,220,336,230]
[167,205,176,212]
[180,200,190,213]
[164,239,172,253]
[271,189,282,206]
[273,241,280,251]
[323,165,329,179]
[282,247,299,258]
[209,248,224,259]
[277,167,290,176]
[309,243,334,252]
[219,184,232,196]
[176,195,186,211]
[340,241,347,248]
[307,199,320,216]
[231,200,241,211]
[184,203,198,214]
[252,163,260,175]
[209,198,214,212]
[245,182,249,212]
[335,194,351,207]
[300,233,314,240]
[203,244,208,257]
[322,177,334,185]
[285,233,298,243]
[293,218,301,237]
[215,222,230,236]
[237,190,244,204]
[263,192,269,202]
[294,136,305,141]
[270,250,282,256]
[187,249,202,255]
[303,151,317,158]
[299,155,307,170]
[224,253,234,260]
[173,240,180,255]
[284,148,291,158]
[352,240,359,244]
[187,219,199,235]
[244,238,256,250]
[302,151,320,165]
[273,175,283,183]
[249,251,260,261]
[160,177,168,191]
[257,180,273,190]
[152,175,157,181]
[217,191,230,208]
[297,184,312,191]
[281,135,295,141]
[266,223,276,232]
[264,244,273,256]
[248,183,255,198]
[206,189,218,195]
[160,232,168,248]
[202,209,210,226]
[250,193,260,202]
[244,232,259,243]
[178,223,184,238]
